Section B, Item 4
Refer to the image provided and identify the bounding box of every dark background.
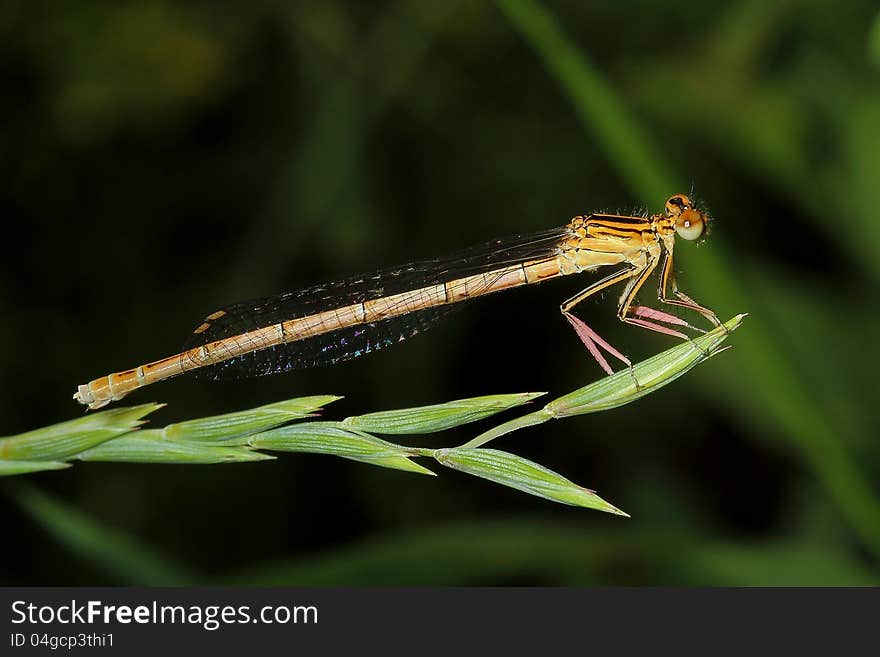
[2,0,879,585]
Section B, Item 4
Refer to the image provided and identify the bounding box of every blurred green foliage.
[1,0,879,585]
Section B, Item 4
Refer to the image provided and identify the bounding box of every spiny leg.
[620,314,707,359]
[670,286,724,331]
[559,265,642,385]
[564,312,630,375]
[616,251,710,356]
[657,249,723,330]
[629,305,706,333]
[624,252,710,333]
[624,316,688,339]
[658,249,724,346]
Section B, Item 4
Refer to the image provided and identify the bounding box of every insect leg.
[559,266,638,375]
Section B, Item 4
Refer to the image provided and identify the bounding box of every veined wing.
[183,226,570,381]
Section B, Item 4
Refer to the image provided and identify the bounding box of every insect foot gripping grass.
[3,315,744,515]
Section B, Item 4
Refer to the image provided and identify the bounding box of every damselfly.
[74,194,720,409]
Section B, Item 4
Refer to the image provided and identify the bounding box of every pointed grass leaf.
[251,422,433,475]
[546,314,744,417]
[0,403,163,461]
[162,395,342,442]
[76,430,274,464]
[10,483,196,585]
[0,459,71,476]
[464,315,744,447]
[869,10,880,69]
[341,392,545,435]
[435,447,627,514]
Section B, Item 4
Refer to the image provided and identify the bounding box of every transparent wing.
[183,226,569,381]
[195,306,456,381]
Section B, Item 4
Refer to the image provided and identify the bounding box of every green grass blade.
[162,395,342,442]
[219,520,879,586]
[76,430,275,464]
[0,460,70,476]
[8,483,196,585]
[494,0,676,201]
[465,315,743,448]
[0,403,163,461]
[341,392,545,435]
[868,10,880,69]
[251,422,434,475]
[434,447,627,515]
[545,314,743,417]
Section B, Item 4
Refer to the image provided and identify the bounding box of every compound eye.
[675,209,705,240]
